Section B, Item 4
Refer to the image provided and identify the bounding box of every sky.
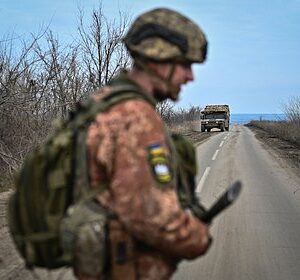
[1,0,300,113]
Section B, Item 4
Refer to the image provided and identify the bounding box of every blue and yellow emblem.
[148,143,172,184]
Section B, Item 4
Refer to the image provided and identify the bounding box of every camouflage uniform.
[84,70,209,279]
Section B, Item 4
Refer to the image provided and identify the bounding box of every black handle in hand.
[200,181,242,223]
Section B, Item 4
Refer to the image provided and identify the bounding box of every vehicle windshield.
[204,113,226,119]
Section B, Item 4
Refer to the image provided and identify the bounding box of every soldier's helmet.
[124,8,208,63]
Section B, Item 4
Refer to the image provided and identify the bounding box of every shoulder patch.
[148,143,173,184]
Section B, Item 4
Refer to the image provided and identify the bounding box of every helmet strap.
[166,62,176,87]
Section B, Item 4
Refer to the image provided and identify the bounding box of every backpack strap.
[91,85,156,118]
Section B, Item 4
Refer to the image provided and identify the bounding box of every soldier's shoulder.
[110,98,162,127]
[117,98,156,113]
[90,86,161,126]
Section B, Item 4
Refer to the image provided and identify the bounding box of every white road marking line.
[219,140,224,147]
[196,167,211,193]
[224,136,227,140]
[212,149,219,161]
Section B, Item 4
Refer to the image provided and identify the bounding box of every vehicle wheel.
[225,127,229,131]
[207,128,211,132]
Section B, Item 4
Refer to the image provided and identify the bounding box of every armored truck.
[201,105,230,132]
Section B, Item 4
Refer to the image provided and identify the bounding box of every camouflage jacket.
[85,70,208,280]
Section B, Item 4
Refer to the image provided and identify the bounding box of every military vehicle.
[201,105,230,132]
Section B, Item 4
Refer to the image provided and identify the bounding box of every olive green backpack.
[7,86,155,270]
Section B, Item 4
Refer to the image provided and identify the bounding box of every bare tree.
[77,5,131,89]
[0,32,47,176]
[0,5,131,183]
[33,31,88,119]
[156,100,175,124]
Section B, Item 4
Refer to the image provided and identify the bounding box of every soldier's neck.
[127,68,155,97]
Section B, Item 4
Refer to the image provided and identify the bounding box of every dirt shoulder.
[170,121,214,146]
[245,124,300,172]
[180,130,213,146]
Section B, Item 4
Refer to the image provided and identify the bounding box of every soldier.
[75,7,212,280]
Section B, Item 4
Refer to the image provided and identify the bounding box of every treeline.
[0,7,130,185]
[156,100,202,127]
[247,96,300,147]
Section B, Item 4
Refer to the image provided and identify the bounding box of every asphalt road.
[1,124,299,280]
[173,124,300,280]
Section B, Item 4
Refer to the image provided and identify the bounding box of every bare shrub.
[248,120,300,147]
[283,96,300,123]
[0,32,48,178]
[0,5,130,185]
[156,103,203,133]
[247,96,300,147]
[282,96,300,145]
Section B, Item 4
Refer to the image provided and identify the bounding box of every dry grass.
[169,122,193,134]
[247,120,300,147]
